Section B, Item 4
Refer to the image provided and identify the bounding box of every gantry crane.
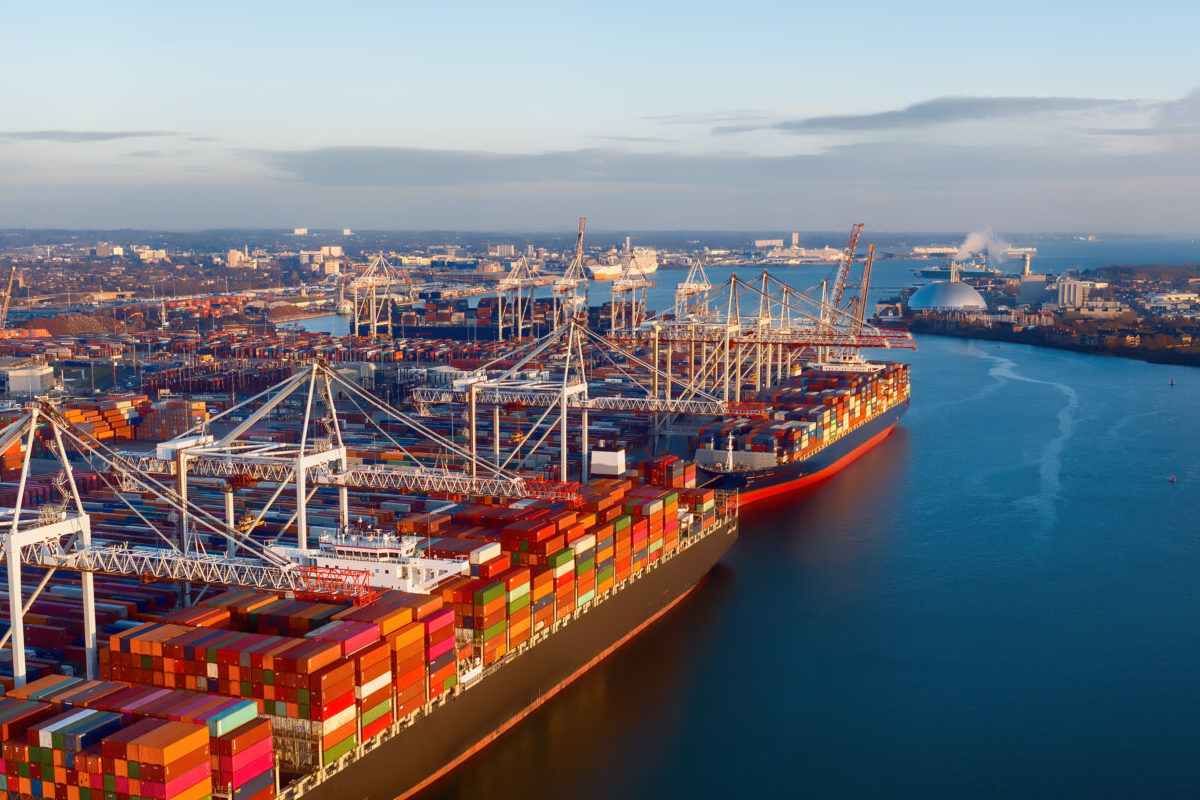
[410,321,766,482]
[351,254,411,339]
[552,218,589,330]
[496,255,550,341]
[609,234,915,401]
[610,244,655,331]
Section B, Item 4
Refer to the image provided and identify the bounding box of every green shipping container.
[574,557,595,574]
[322,735,356,765]
[506,593,531,613]
[360,698,392,727]
[548,549,574,569]
[472,582,505,606]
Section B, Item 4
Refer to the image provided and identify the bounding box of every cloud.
[592,135,678,143]
[643,111,768,125]
[714,96,1147,135]
[0,130,180,143]
[248,139,1200,190]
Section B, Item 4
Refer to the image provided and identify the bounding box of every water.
[413,245,1200,799]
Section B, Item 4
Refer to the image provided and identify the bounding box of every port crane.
[610,229,914,401]
[410,321,765,482]
[552,217,589,331]
[0,402,309,686]
[496,255,551,341]
[116,360,579,549]
[609,245,655,331]
[0,362,577,685]
[351,254,412,339]
[0,265,15,332]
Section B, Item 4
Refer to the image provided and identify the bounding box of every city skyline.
[2,1,1198,232]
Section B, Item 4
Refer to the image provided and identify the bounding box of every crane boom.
[830,223,864,317]
[0,266,15,331]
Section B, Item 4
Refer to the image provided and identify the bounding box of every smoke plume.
[954,229,1011,262]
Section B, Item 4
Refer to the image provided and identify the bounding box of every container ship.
[694,362,911,506]
[0,451,736,800]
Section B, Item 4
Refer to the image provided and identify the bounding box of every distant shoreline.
[905,322,1200,368]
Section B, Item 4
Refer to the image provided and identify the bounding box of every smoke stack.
[625,236,631,252]
[1023,253,1031,276]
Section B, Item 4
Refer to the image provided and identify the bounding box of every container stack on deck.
[0,447,731,795]
[696,363,911,465]
[0,700,213,800]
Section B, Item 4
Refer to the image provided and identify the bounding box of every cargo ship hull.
[289,516,737,800]
[701,401,907,507]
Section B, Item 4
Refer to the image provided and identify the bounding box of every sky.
[1,1,1198,233]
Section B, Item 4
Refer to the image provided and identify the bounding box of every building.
[227,248,252,268]
[907,280,988,312]
[1018,274,1049,306]
[132,247,168,263]
[1072,300,1133,319]
[791,232,799,247]
[753,239,784,249]
[94,244,124,258]
[7,365,55,395]
[487,244,516,258]
[1057,280,1090,308]
[320,246,344,258]
[342,228,353,236]
[293,227,308,236]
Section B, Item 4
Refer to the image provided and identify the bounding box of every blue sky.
[1,1,1197,231]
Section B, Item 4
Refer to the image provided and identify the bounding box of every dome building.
[907,262,988,312]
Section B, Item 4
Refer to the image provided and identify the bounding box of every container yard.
[0,242,916,800]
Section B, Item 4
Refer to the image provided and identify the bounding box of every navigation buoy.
[1170,379,1175,387]
[1170,475,1176,484]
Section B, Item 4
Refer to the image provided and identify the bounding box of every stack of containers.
[662,490,681,555]
[349,642,393,741]
[306,620,381,657]
[91,718,212,800]
[592,521,616,595]
[572,534,597,606]
[0,697,55,748]
[613,513,633,583]
[548,549,575,621]
[530,569,554,632]
[422,609,457,699]
[388,622,427,719]
[212,718,275,800]
[469,582,507,667]
[6,674,81,703]
[497,568,532,650]
[680,488,717,529]
[23,709,125,791]
[302,659,357,769]
[630,515,649,574]
[160,606,232,629]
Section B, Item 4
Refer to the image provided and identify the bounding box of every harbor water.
[416,248,1200,799]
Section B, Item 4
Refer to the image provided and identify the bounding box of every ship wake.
[981,353,1079,536]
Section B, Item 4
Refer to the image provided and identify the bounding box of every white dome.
[908,280,987,311]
